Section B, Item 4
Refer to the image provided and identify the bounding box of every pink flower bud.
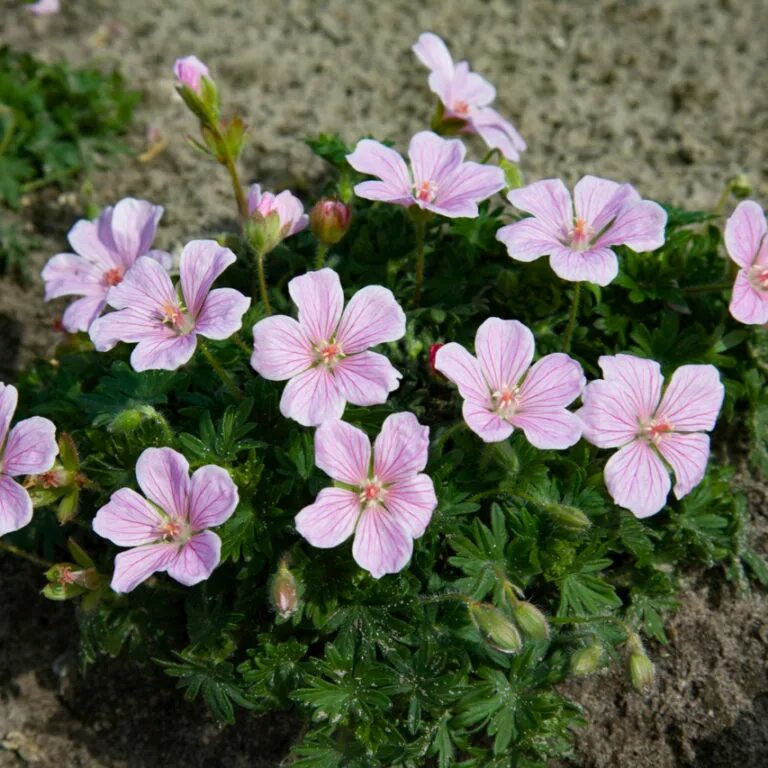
[270,561,299,619]
[309,198,352,246]
[428,343,444,376]
[173,55,210,95]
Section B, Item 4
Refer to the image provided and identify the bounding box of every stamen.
[749,265,768,292]
[492,385,520,419]
[359,477,385,506]
[104,267,123,286]
[316,340,344,367]
[415,180,438,203]
[453,100,470,117]
[568,217,595,250]
[639,419,673,445]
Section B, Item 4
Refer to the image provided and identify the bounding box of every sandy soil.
[1,0,767,765]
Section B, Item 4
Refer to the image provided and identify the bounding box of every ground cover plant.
[2,32,767,767]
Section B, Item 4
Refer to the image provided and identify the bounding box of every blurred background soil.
[0,0,767,765]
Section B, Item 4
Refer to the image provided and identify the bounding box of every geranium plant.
[3,32,767,767]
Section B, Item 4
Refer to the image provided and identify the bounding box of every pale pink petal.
[336,286,406,354]
[27,0,60,16]
[725,200,767,269]
[496,220,562,263]
[251,315,314,381]
[518,353,585,409]
[412,32,455,81]
[429,161,505,218]
[507,179,573,239]
[657,432,710,500]
[0,383,18,448]
[0,476,33,536]
[42,253,105,300]
[67,216,119,270]
[146,249,174,271]
[598,354,662,424]
[434,342,491,405]
[247,184,264,214]
[604,440,671,519]
[352,507,413,578]
[509,409,582,450]
[272,190,308,236]
[384,474,436,538]
[463,400,514,443]
[62,296,108,333]
[333,352,402,407]
[167,531,221,586]
[573,176,639,233]
[352,180,415,206]
[655,364,724,432]
[548,245,619,286]
[109,198,164,268]
[135,447,190,520]
[729,270,768,325]
[596,200,667,252]
[173,55,210,93]
[408,131,465,190]
[131,333,198,372]
[279,366,345,427]
[373,412,429,484]
[188,465,239,530]
[111,543,177,593]
[578,380,640,449]
[314,419,371,485]
[92,488,163,546]
[179,240,237,318]
[471,107,526,160]
[2,417,57,476]
[346,140,411,201]
[475,318,534,393]
[448,63,496,109]
[288,269,344,345]
[105,256,175,314]
[295,487,360,548]
[89,308,170,351]
[194,288,250,340]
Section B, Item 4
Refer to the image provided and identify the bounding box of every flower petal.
[89,308,171,351]
[109,198,164,267]
[0,383,18,449]
[518,353,585,409]
[412,32,455,81]
[135,447,190,520]
[131,333,198,372]
[655,364,724,432]
[288,268,344,345]
[510,409,582,450]
[2,417,58,476]
[105,256,175,313]
[111,543,177,594]
[471,107,526,160]
[475,318,534,394]
[598,354,662,424]
[333,352,402,407]
[352,507,413,578]
[67,216,118,270]
[573,176,639,232]
[373,412,429,484]
[62,296,108,333]
[346,140,411,201]
[507,179,572,238]
[279,366,345,427]
[596,199,667,253]
[384,473,437,538]
[92,488,163,546]
[657,432,710,500]
[578,380,639,448]
[42,253,105,300]
[179,240,237,318]
[0,476,33,536]
[604,440,671,518]
[408,131,464,189]
[352,181,415,206]
[462,400,514,443]
[336,285,406,354]
[188,465,239,530]
[272,190,309,236]
[251,315,314,381]
[430,160,505,218]
[725,200,767,269]
[314,419,371,486]
[167,531,221,587]
[496,219,561,263]
[295,487,360,548]
[729,270,768,325]
[548,245,619,286]
[449,63,496,108]
[434,343,490,405]
[195,288,250,340]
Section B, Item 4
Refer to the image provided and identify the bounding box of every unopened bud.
[270,561,299,619]
[310,198,352,246]
[728,174,752,200]
[428,343,444,377]
[174,55,211,96]
[626,633,654,693]
[470,602,522,654]
[570,642,604,676]
[544,501,591,531]
[512,601,550,641]
[108,407,145,434]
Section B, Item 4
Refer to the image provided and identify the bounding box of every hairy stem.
[222,152,249,224]
[683,281,732,295]
[232,334,253,356]
[256,249,273,315]
[199,342,242,400]
[314,242,328,271]
[412,216,427,308]
[562,282,582,353]
[0,539,52,568]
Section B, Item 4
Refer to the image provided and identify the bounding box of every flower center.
[748,264,768,292]
[492,386,520,419]
[359,477,385,506]
[38,468,66,489]
[639,418,673,445]
[58,566,76,585]
[316,340,344,368]
[156,518,190,543]
[415,180,439,203]
[159,301,194,334]
[104,267,124,286]
[568,217,595,250]
[453,99,470,117]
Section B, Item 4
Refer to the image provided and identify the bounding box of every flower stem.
[683,281,732,295]
[199,342,243,400]
[222,152,249,224]
[712,181,731,216]
[0,539,52,568]
[412,216,427,308]
[315,242,328,271]
[256,249,273,315]
[232,334,253,356]
[562,282,582,353]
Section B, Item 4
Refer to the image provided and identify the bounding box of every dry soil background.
[0,0,767,766]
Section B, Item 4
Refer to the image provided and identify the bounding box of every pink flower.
[248,184,308,238]
[0,383,58,536]
[435,318,585,447]
[578,354,724,518]
[26,0,59,15]
[496,176,667,286]
[42,198,170,333]
[173,55,210,94]
[346,131,505,219]
[89,240,250,372]
[92,447,238,593]
[412,32,526,161]
[295,414,437,578]
[251,269,405,426]
[725,200,768,324]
